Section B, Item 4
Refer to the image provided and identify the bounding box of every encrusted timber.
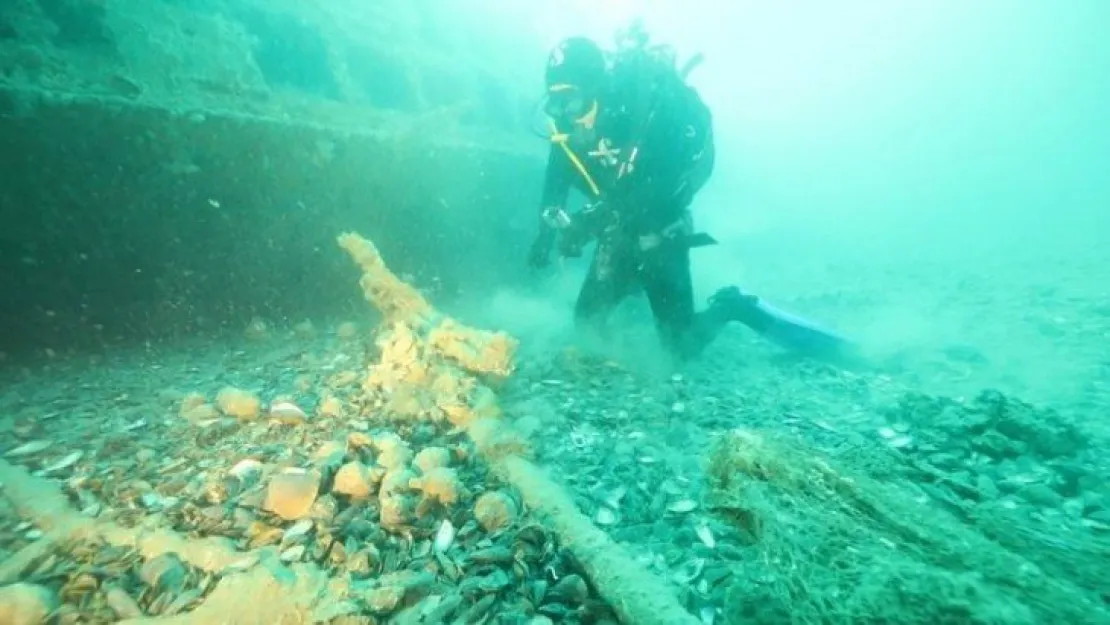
[339,231,700,625]
[0,459,339,624]
[337,232,516,379]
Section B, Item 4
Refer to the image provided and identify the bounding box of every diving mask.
[543,84,596,124]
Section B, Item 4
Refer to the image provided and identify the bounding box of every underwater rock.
[379,494,416,529]
[413,446,451,473]
[412,467,464,506]
[375,433,414,470]
[332,461,376,499]
[216,387,262,421]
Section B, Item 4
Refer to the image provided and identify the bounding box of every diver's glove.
[527,227,556,269]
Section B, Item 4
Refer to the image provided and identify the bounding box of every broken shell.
[282,519,314,544]
[280,545,306,563]
[877,426,896,439]
[229,459,263,484]
[434,519,456,553]
[604,486,627,509]
[269,401,308,425]
[667,499,698,514]
[42,451,83,473]
[661,481,683,496]
[695,523,716,549]
[263,468,321,521]
[672,558,706,584]
[888,435,913,449]
[6,440,52,457]
[595,507,617,526]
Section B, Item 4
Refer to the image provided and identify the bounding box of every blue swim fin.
[710,287,856,361]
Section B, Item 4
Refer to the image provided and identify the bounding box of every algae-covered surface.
[1,233,1108,623]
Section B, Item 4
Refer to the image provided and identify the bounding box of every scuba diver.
[528,26,853,363]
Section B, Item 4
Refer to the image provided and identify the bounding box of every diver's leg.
[642,246,731,360]
[574,243,634,336]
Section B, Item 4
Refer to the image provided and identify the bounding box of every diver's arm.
[539,143,573,226]
[528,145,572,268]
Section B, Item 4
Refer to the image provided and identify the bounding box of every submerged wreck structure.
[0,0,541,355]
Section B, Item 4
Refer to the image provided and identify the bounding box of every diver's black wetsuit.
[538,55,725,359]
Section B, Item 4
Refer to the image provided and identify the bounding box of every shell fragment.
[667,499,698,514]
